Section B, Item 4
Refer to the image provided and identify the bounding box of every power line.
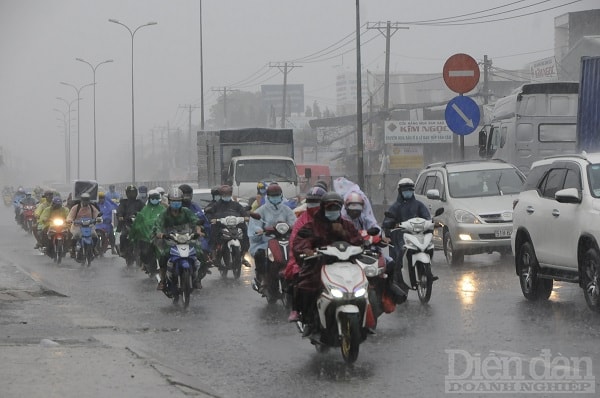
[404,0,530,23]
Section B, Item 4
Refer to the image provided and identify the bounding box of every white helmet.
[155,186,165,195]
[397,178,415,190]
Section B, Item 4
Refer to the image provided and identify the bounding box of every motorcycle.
[157,231,200,308]
[298,240,370,364]
[119,216,140,267]
[47,217,67,264]
[73,217,98,267]
[385,208,444,304]
[21,204,37,234]
[252,218,292,306]
[213,215,247,279]
[95,216,114,257]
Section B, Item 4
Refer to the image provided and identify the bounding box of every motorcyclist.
[96,191,119,254]
[203,186,221,216]
[33,190,55,249]
[104,184,121,203]
[179,184,211,265]
[116,185,145,264]
[154,186,168,207]
[137,185,149,204]
[333,177,376,225]
[67,193,101,258]
[382,178,434,296]
[38,196,69,257]
[283,184,326,322]
[248,183,296,293]
[17,192,38,228]
[129,189,165,276]
[292,192,363,336]
[12,187,26,221]
[250,181,268,212]
[153,188,202,291]
[208,185,251,267]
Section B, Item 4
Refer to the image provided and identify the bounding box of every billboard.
[261,84,304,114]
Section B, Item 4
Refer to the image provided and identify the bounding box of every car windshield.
[235,159,298,183]
[448,168,525,198]
[587,164,600,198]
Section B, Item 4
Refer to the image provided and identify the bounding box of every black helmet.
[179,184,193,204]
[43,190,54,200]
[125,185,138,200]
[80,193,91,204]
[51,196,62,208]
[266,183,282,196]
[320,191,343,211]
[210,186,221,197]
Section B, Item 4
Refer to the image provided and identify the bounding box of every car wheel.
[443,229,464,266]
[582,248,600,313]
[517,241,553,301]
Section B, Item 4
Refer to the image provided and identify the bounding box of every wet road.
[2,207,600,397]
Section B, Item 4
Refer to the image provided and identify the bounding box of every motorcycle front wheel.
[340,313,360,364]
[181,269,192,309]
[219,247,230,278]
[231,246,242,280]
[416,262,433,304]
[85,245,94,267]
[55,240,63,264]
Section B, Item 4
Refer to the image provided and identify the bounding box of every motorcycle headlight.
[354,287,367,298]
[52,219,64,226]
[275,223,290,235]
[454,209,480,224]
[363,264,379,278]
[330,288,344,298]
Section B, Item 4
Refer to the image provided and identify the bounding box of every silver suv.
[512,153,600,312]
[414,160,525,265]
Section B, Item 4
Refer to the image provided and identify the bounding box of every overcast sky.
[0,0,595,186]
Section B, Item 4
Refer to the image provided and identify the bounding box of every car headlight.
[354,287,367,298]
[330,288,344,298]
[454,209,480,224]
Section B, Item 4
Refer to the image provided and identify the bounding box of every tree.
[312,101,322,119]
[305,106,312,117]
[208,91,268,128]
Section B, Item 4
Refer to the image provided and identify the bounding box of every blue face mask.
[325,210,341,221]
[221,196,232,202]
[170,201,182,210]
[268,195,283,205]
[149,198,160,205]
[401,190,414,200]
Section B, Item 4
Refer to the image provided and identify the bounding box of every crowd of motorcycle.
[6,177,442,364]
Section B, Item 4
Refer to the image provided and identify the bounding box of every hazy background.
[0,0,594,187]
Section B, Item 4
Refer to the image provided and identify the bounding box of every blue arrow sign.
[445,96,480,136]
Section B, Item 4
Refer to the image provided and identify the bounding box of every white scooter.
[298,240,370,364]
[386,208,444,304]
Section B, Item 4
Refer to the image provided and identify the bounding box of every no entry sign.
[443,53,480,94]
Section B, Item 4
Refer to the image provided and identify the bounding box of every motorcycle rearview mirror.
[366,227,380,236]
[434,208,444,217]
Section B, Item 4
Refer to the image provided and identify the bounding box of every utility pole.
[179,104,201,173]
[482,55,492,105]
[367,21,408,204]
[212,87,238,128]
[355,1,364,189]
[269,62,302,128]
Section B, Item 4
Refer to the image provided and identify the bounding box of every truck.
[576,56,600,152]
[478,81,579,174]
[197,128,299,203]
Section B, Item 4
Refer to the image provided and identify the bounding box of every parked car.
[512,152,600,312]
[414,159,526,265]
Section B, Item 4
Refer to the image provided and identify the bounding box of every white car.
[512,152,600,312]
[414,159,525,265]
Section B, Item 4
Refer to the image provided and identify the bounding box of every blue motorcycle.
[74,217,97,267]
[162,231,200,308]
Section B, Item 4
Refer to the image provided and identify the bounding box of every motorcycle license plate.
[494,229,511,238]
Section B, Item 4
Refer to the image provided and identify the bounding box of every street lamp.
[60,81,94,180]
[108,18,158,184]
[76,58,113,181]
[53,108,69,184]
[56,96,77,183]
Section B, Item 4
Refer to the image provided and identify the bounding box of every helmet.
[320,192,343,211]
[43,190,54,199]
[266,183,282,196]
[17,187,24,193]
[167,187,183,202]
[138,185,148,194]
[210,186,221,197]
[397,178,415,191]
[305,186,326,203]
[257,181,267,193]
[80,193,91,203]
[344,192,364,211]
[315,180,329,191]
[51,196,62,206]
[98,191,105,199]
[125,185,138,200]
[148,189,160,199]
[179,184,193,195]
[219,185,233,196]
[109,184,116,190]
[155,186,165,195]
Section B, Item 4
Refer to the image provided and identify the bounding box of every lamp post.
[76,58,113,181]
[108,18,158,184]
[60,82,94,180]
[53,108,69,183]
[56,96,77,183]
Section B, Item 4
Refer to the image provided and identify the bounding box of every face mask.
[149,198,160,205]
[401,190,414,200]
[170,201,182,210]
[214,195,221,202]
[268,195,283,205]
[221,196,232,202]
[325,210,341,221]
